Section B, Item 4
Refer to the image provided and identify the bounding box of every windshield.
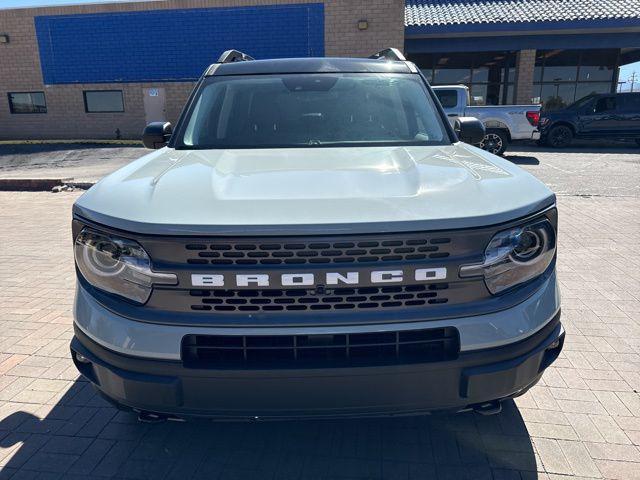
[176,73,450,149]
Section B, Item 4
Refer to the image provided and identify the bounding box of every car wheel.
[547,125,573,148]
[479,130,508,156]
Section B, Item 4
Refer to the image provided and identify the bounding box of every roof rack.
[369,48,406,62]
[217,49,255,63]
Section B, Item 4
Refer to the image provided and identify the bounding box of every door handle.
[447,114,457,117]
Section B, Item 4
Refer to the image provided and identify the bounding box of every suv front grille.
[184,237,452,265]
[182,327,459,368]
[139,228,494,318]
[189,284,450,312]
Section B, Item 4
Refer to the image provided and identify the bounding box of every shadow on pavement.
[0,377,539,479]
[504,155,540,165]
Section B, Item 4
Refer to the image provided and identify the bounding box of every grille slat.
[190,284,449,312]
[182,327,459,368]
[185,236,451,265]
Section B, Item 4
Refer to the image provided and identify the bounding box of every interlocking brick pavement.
[0,155,639,478]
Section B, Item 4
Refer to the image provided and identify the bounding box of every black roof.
[207,57,413,76]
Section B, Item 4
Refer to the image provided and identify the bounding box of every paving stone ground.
[0,150,639,479]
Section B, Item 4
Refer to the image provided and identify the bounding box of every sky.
[619,61,640,91]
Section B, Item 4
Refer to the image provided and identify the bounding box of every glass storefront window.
[539,83,576,110]
[534,49,617,111]
[579,65,614,82]
[433,68,471,84]
[409,51,515,105]
[574,82,613,100]
[543,66,578,83]
[411,49,616,108]
[541,50,580,82]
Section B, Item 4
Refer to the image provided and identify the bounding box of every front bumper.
[71,312,563,419]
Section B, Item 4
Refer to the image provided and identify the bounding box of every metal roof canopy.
[405,0,640,31]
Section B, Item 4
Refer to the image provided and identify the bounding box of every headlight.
[460,217,556,294]
[74,228,177,304]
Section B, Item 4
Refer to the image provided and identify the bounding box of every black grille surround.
[182,327,460,369]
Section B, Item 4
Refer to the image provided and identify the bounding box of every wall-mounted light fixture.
[0,34,9,44]
[357,20,369,31]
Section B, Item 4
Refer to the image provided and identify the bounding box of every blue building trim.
[405,32,640,54]
[35,3,325,85]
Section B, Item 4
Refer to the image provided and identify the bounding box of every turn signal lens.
[74,228,177,304]
[460,218,556,294]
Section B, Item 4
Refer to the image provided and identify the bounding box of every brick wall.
[514,49,537,105]
[0,0,404,140]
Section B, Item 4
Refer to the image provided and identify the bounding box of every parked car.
[70,49,563,421]
[433,85,541,155]
[539,92,640,147]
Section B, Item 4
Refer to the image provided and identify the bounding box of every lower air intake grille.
[181,327,459,369]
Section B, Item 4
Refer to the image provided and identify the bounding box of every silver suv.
[70,49,563,420]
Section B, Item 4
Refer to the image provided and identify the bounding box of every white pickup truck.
[433,85,540,155]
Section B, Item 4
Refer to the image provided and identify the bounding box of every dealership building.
[1,0,639,139]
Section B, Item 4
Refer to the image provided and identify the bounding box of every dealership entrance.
[405,1,640,110]
[407,47,640,110]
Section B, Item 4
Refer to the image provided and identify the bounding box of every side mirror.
[454,117,485,145]
[142,122,172,149]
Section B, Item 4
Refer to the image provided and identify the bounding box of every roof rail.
[369,48,406,62]
[217,49,255,63]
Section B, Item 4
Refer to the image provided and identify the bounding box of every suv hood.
[74,143,554,235]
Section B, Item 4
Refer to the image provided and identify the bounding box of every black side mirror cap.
[142,122,172,149]
[454,117,486,145]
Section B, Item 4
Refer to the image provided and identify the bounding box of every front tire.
[479,129,508,156]
[546,125,573,148]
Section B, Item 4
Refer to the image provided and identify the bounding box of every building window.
[409,51,516,105]
[533,49,617,111]
[83,90,124,113]
[8,92,47,114]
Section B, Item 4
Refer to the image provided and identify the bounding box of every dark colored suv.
[540,92,640,147]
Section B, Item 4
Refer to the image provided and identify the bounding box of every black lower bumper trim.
[71,312,562,419]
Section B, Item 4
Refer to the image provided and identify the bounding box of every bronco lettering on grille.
[191,268,447,288]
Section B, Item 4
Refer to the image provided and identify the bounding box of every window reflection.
[408,51,515,105]
[534,49,616,111]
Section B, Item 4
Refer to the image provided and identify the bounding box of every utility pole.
[629,72,639,92]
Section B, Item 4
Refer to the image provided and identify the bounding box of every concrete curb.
[0,140,142,146]
[0,178,95,191]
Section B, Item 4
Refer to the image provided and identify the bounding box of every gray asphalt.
[507,144,640,198]
[0,144,143,183]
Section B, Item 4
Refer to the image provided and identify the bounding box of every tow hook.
[473,400,502,416]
